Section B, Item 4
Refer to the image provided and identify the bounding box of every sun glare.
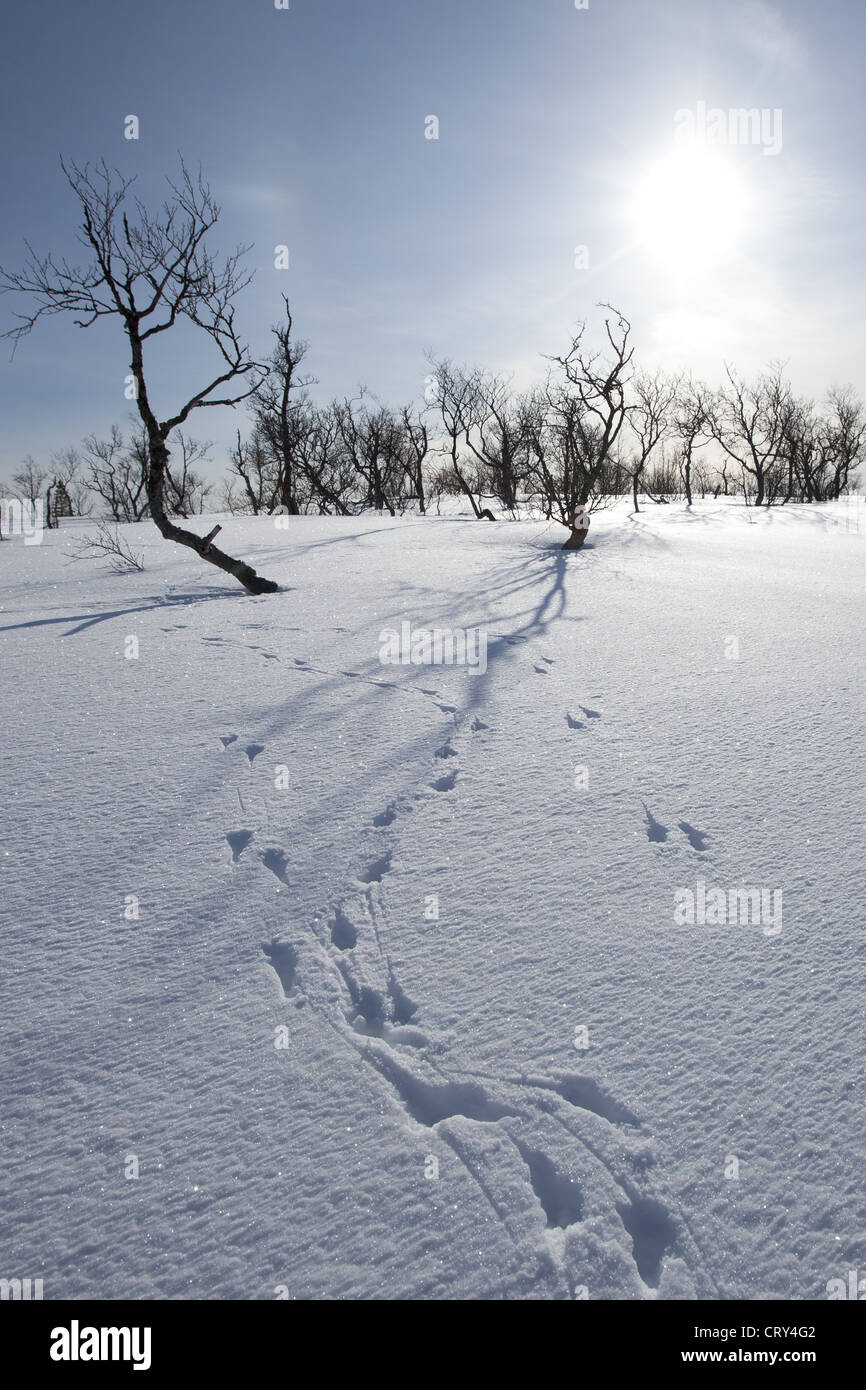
[630,146,750,278]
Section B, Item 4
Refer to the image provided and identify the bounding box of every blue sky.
[1,0,863,476]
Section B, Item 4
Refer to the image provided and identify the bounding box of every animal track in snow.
[330,906,358,951]
[352,1019,429,1048]
[372,796,414,829]
[261,848,291,885]
[261,939,298,998]
[643,804,669,844]
[431,769,458,792]
[678,821,709,851]
[565,713,584,730]
[245,743,265,764]
[359,852,392,884]
[228,679,715,1298]
[349,1046,702,1293]
[533,665,550,675]
[219,734,238,748]
[525,1074,642,1128]
[513,1141,584,1229]
[365,1048,517,1127]
[471,717,488,731]
[578,705,601,720]
[345,964,424,1045]
[434,742,458,759]
[385,971,418,1027]
[616,1193,679,1289]
[225,830,253,862]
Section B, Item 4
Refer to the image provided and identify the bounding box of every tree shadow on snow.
[0,587,248,637]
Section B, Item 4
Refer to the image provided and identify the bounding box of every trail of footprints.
[564,706,711,853]
[217,707,718,1300]
[642,806,710,851]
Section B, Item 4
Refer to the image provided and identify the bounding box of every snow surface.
[1,498,864,1300]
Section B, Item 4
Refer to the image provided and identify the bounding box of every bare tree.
[10,456,47,506]
[823,386,866,499]
[46,476,74,528]
[303,404,357,515]
[82,424,150,521]
[251,296,315,516]
[643,446,681,500]
[400,405,429,513]
[709,364,792,508]
[425,357,496,519]
[773,387,865,504]
[334,394,410,515]
[626,369,678,513]
[48,445,91,515]
[672,376,712,506]
[0,158,277,593]
[525,305,634,547]
[163,432,213,517]
[69,519,145,573]
[777,399,818,504]
[460,370,527,512]
[225,427,270,514]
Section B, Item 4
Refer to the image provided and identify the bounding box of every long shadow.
[0,587,255,637]
[618,514,674,553]
[140,539,580,853]
[256,524,405,560]
[6,534,587,873]
[236,540,580,806]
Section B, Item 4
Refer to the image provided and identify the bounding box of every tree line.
[1,159,863,586]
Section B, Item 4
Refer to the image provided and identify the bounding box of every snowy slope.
[1,498,864,1300]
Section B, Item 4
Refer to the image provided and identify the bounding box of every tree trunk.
[147,434,279,594]
[562,508,590,549]
[278,470,300,516]
[562,526,588,550]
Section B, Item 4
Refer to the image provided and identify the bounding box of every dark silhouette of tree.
[0,158,278,593]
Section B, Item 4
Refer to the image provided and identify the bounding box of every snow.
[1,497,863,1300]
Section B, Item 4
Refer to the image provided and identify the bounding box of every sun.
[629,146,750,278]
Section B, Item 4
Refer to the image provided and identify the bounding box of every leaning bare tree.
[0,158,278,593]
